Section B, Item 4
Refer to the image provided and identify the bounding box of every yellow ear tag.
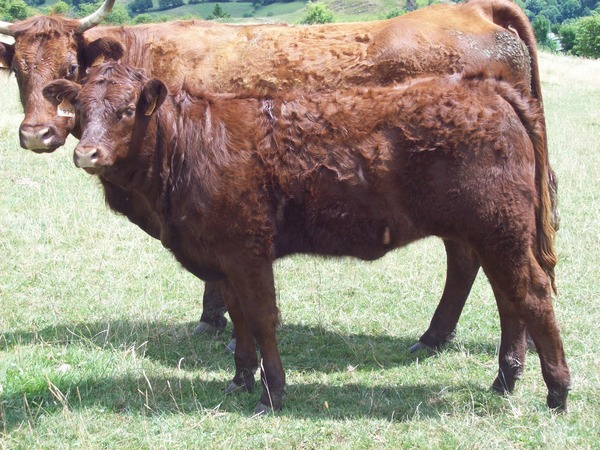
[57,98,76,118]
[92,54,105,67]
[145,96,158,116]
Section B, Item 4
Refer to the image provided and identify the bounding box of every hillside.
[33,0,413,24]
[129,0,405,22]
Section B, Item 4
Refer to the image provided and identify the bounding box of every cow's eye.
[67,64,78,79]
[119,105,136,120]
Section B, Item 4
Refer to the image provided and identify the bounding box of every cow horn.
[0,21,15,37]
[76,0,116,33]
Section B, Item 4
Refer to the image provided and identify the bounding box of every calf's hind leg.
[489,285,527,394]
[194,281,229,335]
[482,251,570,411]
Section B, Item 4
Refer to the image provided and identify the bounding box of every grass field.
[1,52,599,447]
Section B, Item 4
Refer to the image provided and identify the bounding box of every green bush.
[40,0,71,16]
[0,0,30,20]
[47,0,70,14]
[532,14,551,44]
[133,12,154,23]
[559,21,579,53]
[573,14,600,58]
[300,1,334,24]
[380,8,406,20]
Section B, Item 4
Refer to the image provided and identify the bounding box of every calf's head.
[0,0,120,152]
[42,63,167,173]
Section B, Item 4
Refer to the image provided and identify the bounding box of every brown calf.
[43,62,569,414]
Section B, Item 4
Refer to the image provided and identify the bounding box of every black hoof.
[409,341,435,353]
[193,321,220,336]
[491,374,516,395]
[224,381,249,394]
[547,388,569,413]
[225,338,236,353]
[413,330,456,353]
[253,403,274,416]
[491,381,509,395]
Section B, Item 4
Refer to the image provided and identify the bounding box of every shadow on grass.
[0,319,500,371]
[0,373,507,432]
[0,320,507,432]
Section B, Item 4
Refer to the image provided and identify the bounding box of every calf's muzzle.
[74,145,102,168]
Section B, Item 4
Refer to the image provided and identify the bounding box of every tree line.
[520,0,600,57]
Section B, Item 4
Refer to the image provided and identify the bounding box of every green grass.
[1,52,600,447]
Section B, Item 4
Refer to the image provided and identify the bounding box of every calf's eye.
[123,106,136,118]
[67,64,78,79]
[118,106,136,120]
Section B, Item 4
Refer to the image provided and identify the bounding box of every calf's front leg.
[219,280,258,394]
[222,261,285,414]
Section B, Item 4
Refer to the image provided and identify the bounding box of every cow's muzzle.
[19,123,63,153]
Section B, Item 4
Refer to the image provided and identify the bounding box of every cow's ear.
[0,42,15,71]
[43,79,82,106]
[81,38,124,68]
[139,79,167,117]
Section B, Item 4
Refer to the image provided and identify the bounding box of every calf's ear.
[139,79,167,117]
[42,80,82,106]
[80,38,125,68]
[0,43,15,70]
